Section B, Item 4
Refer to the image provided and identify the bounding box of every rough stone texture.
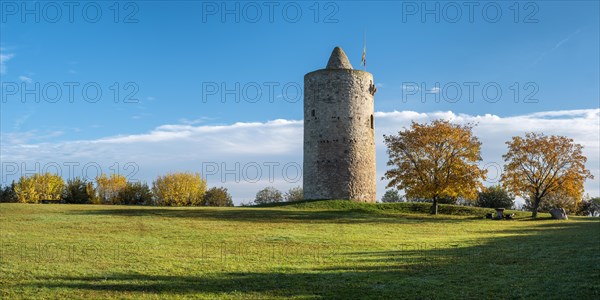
[494,208,505,220]
[549,208,568,220]
[303,47,376,203]
[326,47,353,70]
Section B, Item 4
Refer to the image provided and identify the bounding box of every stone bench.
[494,208,505,220]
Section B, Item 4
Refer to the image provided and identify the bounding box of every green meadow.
[1,201,598,299]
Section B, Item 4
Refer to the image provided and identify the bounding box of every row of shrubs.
[0,172,234,207]
[0,172,305,207]
[2,172,597,215]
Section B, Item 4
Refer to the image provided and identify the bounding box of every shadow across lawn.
[17,219,600,299]
[66,205,490,225]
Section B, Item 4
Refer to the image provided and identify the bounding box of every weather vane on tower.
[361,31,367,71]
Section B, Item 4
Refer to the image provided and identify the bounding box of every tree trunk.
[431,197,438,215]
[532,197,540,218]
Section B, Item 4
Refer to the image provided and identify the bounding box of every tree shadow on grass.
[66,206,491,225]
[16,219,599,299]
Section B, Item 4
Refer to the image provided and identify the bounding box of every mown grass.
[261,199,532,217]
[0,202,598,299]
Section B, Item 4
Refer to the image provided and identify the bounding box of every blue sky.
[1,1,599,203]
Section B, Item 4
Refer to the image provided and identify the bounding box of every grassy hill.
[257,199,534,217]
[0,202,598,299]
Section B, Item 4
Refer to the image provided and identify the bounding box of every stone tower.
[303,46,377,202]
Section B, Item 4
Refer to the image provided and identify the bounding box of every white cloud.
[18,75,32,83]
[1,109,598,204]
[0,49,14,75]
[428,87,440,93]
[13,113,32,130]
[179,117,214,125]
[524,109,595,118]
[402,83,418,91]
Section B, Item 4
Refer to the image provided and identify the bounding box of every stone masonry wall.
[303,69,376,202]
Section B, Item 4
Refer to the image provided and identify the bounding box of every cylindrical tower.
[303,46,377,202]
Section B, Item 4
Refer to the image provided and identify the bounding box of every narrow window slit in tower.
[311,109,315,117]
[370,115,374,129]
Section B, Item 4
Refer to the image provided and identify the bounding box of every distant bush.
[95,174,127,204]
[118,182,153,205]
[86,182,99,204]
[63,178,91,204]
[437,196,459,204]
[538,189,578,213]
[404,196,457,204]
[284,186,303,202]
[254,187,283,205]
[14,173,65,203]
[152,172,206,206]
[203,187,234,207]
[476,185,515,209]
[381,190,402,202]
[0,182,18,203]
[576,197,600,217]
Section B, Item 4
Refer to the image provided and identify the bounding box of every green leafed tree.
[254,187,283,205]
[86,182,100,204]
[0,182,18,203]
[476,185,515,209]
[62,177,91,204]
[576,197,600,217]
[284,186,303,202]
[203,187,234,207]
[118,182,153,205]
[381,189,402,202]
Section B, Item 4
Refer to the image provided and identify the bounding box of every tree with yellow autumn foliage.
[383,120,487,214]
[152,172,206,206]
[14,173,65,203]
[501,133,593,218]
[94,173,128,204]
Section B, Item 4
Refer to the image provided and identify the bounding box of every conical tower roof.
[326,47,353,69]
